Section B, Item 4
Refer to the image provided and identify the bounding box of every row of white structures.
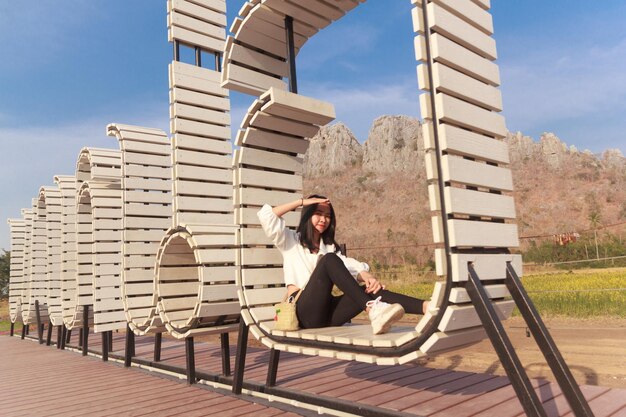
[8,0,523,363]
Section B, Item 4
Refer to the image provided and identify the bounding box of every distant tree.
[0,250,9,298]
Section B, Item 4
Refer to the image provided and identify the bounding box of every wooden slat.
[236,187,299,207]
[420,327,486,353]
[173,133,232,154]
[438,300,514,332]
[416,3,497,60]
[419,62,502,111]
[417,33,500,86]
[435,93,506,138]
[240,267,284,286]
[171,88,230,112]
[443,186,515,219]
[236,147,302,173]
[240,127,310,154]
[228,42,289,78]
[169,62,228,97]
[245,286,285,306]
[259,87,336,126]
[226,63,287,95]
[174,179,232,196]
[442,155,512,191]
[236,207,299,228]
[448,219,519,248]
[250,112,321,138]
[238,168,301,191]
[423,123,509,164]
[169,0,227,27]
[440,252,523,282]
[239,247,282,266]
[171,117,231,139]
[449,283,509,303]
[171,102,230,126]
[168,10,226,40]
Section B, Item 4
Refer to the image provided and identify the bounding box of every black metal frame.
[186,337,196,384]
[467,263,593,417]
[124,324,135,367]
[154,332,162,362]
[82,305,90,356]
[220,333,231,376]
[102,331,109,362]
[35,300,44,344]
[10,322,15,336]
[46,323,53,346]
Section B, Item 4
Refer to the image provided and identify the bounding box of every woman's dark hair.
[297,194,342,253]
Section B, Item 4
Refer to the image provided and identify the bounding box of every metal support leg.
[60,327,67,350]
[154,332,162,362]
[57,326,63,349]
[46,322,53,346]
[220,333,231,376]
[108,331,113,352]
[66,328,72,344]
[467,265,547,417]
[266,348,281,387]
[232,320,249,394]
[10,322,14,336]
[284,15,298,94]
[506,263,594,417]
[21,324,28,340]
[82,305,89,356]
[35,300,43,344]
[102,331,109,362]
[124,325,135,367]
[185,337,196,385]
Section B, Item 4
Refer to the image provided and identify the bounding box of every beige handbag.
[274,290,304,331]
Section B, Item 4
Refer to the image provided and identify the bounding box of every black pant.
[295,253,425,329]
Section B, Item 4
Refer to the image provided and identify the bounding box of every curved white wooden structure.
[74,148,124,332]
[219,0,522,365]
[19,198,50,325]
[56,175,82,329]
[19,208,34,325]
[38,186,64,326]
[7,218,26,324]
[107,123,171,335]
[154,0,240,340]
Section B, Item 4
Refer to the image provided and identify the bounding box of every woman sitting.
[257,195,429,335]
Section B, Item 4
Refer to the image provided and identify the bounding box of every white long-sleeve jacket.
[257,204,369,289]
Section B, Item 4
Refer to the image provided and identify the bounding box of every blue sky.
[1,0,626,249]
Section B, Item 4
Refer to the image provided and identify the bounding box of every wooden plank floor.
[0,335,305,417]
[3,330,626,417]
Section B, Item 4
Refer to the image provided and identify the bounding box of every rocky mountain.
[303,116,626,266]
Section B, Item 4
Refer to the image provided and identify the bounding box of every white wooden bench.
[107,124,172,337]
[7,218,26,334]
[219,0,523,394]
[154,0,241,354]
[56,175,82,331]
[37,186,64,335]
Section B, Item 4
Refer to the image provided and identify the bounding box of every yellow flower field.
[386,268,626,318]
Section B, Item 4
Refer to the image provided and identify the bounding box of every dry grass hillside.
[303,117,626,267]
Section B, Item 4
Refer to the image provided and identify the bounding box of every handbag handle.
[283,287,304,304]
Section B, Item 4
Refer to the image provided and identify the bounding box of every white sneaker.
[367,296,404,335]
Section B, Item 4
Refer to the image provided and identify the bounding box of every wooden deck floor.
[2,330,626,417]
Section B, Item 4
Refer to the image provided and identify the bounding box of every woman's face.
[311,203,332,236]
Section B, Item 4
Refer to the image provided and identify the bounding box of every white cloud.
[0,109,169,250]
[500,37,626,152]
[300,78,421,141]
